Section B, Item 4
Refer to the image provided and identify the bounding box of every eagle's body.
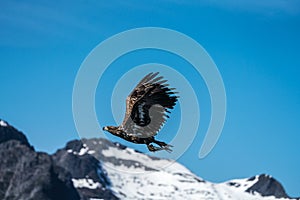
[103,72,178,152]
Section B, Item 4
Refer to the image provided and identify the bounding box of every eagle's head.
[102,126,119,135]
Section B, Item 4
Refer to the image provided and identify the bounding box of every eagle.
[103,72,179,152]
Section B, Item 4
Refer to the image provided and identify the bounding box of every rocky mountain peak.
[247,174,293,199]
[0,119,31,148]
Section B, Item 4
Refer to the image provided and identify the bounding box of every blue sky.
[1,0,300,197]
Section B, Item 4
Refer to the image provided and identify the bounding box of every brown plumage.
[103,72,178,152]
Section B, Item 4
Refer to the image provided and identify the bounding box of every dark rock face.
[0,121,117,200]
[0,140,80,200]
[246,174,295,199]
[0,120,30,147]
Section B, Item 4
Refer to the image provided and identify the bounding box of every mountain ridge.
[0,119,298,200]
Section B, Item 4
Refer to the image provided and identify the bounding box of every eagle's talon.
[147,144,162,152]
[161,145,173,153]
[147,143,173,153]
[154,140,173,153]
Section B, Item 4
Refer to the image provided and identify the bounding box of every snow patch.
[0,120,8,127]
[90,198,104,200]
[66,144,92,156]
[101,146,189,174]
[72,178,101,189]
[87,150,96,154]
[78,145,89,155]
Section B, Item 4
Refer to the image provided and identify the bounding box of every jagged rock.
[0,119,30,147]
[247,174,291,198]
[0,140,79,200]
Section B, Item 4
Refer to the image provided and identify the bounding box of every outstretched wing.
[121,72,178,138]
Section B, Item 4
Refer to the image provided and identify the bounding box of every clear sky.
[0,0,299,197]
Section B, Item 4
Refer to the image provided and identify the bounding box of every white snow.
[88,150,96,154]
[98,145,293,200]
[66,144,95,156]
[223,175,259,192]
[72,178,101,189]
[0,120,8,127]
[78,146,89,155]
[102,146,188,174]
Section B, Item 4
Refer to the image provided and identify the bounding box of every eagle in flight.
[103,72,179,152]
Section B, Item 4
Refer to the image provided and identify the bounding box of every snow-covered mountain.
[0,119,298,200]
[63,138,297,200]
